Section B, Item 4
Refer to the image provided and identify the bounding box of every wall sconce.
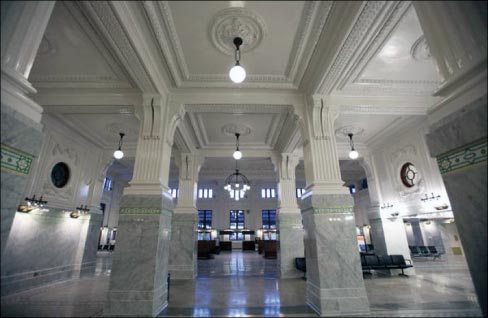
[25,194,48,207]
[390,212,399,217]
[381,202,394,209]
[70,211,80,219]
[420,192,441,202]
[76,205,90,214]
[424,220,432,225]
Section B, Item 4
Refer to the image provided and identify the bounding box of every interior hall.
[1,1,486,317]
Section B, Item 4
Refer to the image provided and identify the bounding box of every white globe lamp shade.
[229,65,246,83]
[233,150,242,160]
[114,149,124,159]
[349,150,359,160]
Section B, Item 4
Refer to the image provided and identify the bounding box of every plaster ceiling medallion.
[209,7,266,56]
[37,36,57,57]
[221,123,252,137]
[105,123,138,136]
[410,35,432,61]
[335,126,365,140]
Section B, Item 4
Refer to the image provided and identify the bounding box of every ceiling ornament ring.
[37,36,57,57]
[221,123,252,137]
[105,123,139,136]
[410,35,432,61]
[209,7,267,56]
[335,126,365,140]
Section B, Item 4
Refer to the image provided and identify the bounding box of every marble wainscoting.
[169,210,198,279]
[426,98,487,317]
[277,212,304,279]
[1,209,99,296]
[1,105,44,255]
[300,193,369,316]
[103,194,174,317]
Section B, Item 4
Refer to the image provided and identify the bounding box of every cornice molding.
[79,1,156,93]
[184,104,293,114]
[316,1,394,94]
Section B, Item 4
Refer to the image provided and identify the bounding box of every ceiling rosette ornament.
[209,7,267,56]
[221,123,252,137]
[410,35,432,61]
[335,126,365,140]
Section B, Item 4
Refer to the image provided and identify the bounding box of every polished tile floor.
[1,251,482,317]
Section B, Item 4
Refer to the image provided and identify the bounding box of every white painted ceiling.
[29,1,442,172]
[168,1,305,77]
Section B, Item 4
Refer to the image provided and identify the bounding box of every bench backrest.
[427,246,438,254]
[418,246,430,254]
[380,255,393,266]
[391,254,407,266]
[365,255,380,266]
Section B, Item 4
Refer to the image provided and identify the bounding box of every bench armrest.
[405,259,413,265]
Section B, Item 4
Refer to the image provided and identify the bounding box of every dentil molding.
[209,7,267,56]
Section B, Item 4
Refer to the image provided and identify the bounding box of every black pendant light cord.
[348,133,355,151]
[118,133,125,150]
[234,37,242,65]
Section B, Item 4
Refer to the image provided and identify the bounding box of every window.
[103,177,112,191]
[262,210,276,229]
[261,188,276,199]
[296,188,305,198]
[230,210,245,240]
[198,210,212,229]
[198,188,213,199]
[169,188,179,198]
[349,185,356,194]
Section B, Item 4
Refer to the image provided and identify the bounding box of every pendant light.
[113,132,125,160]
[233,133,242,160]
[224,160,250,200]
[229,37,246,83]
[348,133,359,160]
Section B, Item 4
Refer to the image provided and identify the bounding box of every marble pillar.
[103,194,174,317]
[169,210,197,279]
[1,1,55,256]
[169,153,200,279]
[276,153,304,278]
[300,194,369,316]
[426,98,487,316]
[299,95,369,316]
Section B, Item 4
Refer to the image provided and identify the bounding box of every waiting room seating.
[361,254,413,277]
[220,241,232,251]
[263,240,277,259]
[198,241,212,259]
[242,241,255,251]
[295,257,306,279]
[409,245,444,260]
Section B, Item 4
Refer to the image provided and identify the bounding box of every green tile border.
[0,144,34,175]
[437,137,487,175]
[120,207,173,217]
[301,206,353,215]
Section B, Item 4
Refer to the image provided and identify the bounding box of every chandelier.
[224,167,250,201]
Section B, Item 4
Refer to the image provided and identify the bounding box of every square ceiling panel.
[167,1,306,77]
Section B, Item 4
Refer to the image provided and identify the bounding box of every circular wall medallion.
[209,7,267,56]
[400,162,418,188]
[51,162,70,188]
[221,123,252,137]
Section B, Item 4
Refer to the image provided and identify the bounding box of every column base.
[103,288,168,317]
[306,282,370,316]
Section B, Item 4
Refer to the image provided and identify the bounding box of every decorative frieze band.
[301,206,354,215]
[119,207,173,217]
[1,144,34,175]
[436,138,487,175]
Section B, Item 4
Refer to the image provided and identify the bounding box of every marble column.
[426,98,487,316]
[1,1,55,256]
[104,96,176,317]
[275,153,304,278]
[169,153,201,279]
[299,95,369,316]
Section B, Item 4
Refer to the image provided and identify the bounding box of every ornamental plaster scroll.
[209,7,267,56]
[279,153,300,180]
[311,97,338,140]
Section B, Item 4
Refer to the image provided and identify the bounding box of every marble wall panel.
[1,105,43,255]
[1,209,97,296]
